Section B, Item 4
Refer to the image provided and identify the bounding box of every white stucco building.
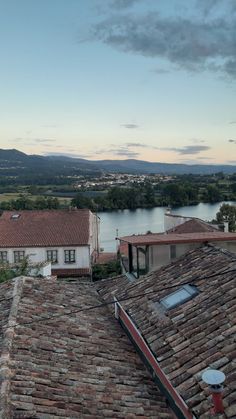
[119,216,236,278]
[0,209,100,277]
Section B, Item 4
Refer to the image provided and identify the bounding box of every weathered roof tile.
[0,209,92,247]
[97,245,236,418]
[0,277,171,418]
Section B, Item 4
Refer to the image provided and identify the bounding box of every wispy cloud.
[94,144,139,158]
[98,142,211,157]
[45,152,89,158]
[159,145,211,155]
[124,142,148,147]
[109,147,139,157]
[229,121,236,124]
[153,68,170,75]
[196,0,221,16]
[189,138,205,144]
[121,123,139,129]
[178,157,213,164]
[41,124,59,128]
[229,139,236,144]
[91,5,236,78]
[12,137,56,143]
[109,0,141,10]
[34,138,56,143]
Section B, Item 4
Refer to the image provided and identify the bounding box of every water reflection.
[98,201,236,251]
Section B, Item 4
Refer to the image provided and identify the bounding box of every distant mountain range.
[0,148,236,176]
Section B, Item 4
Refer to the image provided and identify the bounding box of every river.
[98,201,236,251]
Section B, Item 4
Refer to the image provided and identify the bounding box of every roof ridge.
[0,277,25,418]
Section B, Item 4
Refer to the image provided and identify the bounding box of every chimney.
[202,369,226,414]
[223,221,229,233]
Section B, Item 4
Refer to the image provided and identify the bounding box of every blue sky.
[0,0,236,164]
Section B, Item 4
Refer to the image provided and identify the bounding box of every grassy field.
[0,193,21,202]
[0,193,72,204]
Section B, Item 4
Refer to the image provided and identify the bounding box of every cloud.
[229,120,236,124]
[45,152,89,158]
[109,142,210,155]
[196,0,221,16]
[227,160,236,164]
[197,156,214,160]
[125,142,148,147]
[178,158,213,164]
[153,68,170,74]
[33,138,56,143]
[92,9,236,77]
[109,147,139,157]
[121,123,139,129]
[95,144,140,157]
[189,138,205,143]
[12,137,56,143]
[109,0,141,9]
[228,139,236,144]
[159,145,211,155]
[41,124,59,128]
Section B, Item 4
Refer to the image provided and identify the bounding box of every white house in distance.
[0,209,100,277]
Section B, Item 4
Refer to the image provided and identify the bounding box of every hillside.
[0,149,236,177]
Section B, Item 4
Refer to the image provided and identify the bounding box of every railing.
[114,297,196,419]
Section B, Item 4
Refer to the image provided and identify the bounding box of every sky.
[0,0,236,164]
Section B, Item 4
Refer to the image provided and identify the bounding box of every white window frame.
[64,249,76,264]
[46,250,58,264]
[14,250,25,263]
[0,251,8,263]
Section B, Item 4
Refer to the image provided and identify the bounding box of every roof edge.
[0,277,25,418]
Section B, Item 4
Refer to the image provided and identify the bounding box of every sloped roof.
[166,218,219,234]
[97,245,236,418]
[119,231,236,246]
[0,209,92,247]
[0,277,171,418]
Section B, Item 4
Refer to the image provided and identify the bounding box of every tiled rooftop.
[118,231,236,246]
[0,209,92,247]
[0,277,171,418]
[97,245,236,418]
[166,218,219,234]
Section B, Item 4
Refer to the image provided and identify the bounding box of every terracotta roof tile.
[96,252,117,264]
[0,277,172,418]
[0,209,92,247]
[119,231,236,246]
[97,245,236,418]
[166,218,219,234]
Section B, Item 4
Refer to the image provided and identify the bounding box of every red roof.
[0,210,92,247]
[166,218,219,234]
[119,231,236,246]
[96,252,117,264]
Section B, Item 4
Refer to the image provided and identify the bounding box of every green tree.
[231,183,236,194]
[204,185,222,203]
[162,184,188,206]
[71,194,95,210]
[216,204,236,232]
[143,182,156,207]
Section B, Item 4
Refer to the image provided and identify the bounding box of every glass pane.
[162,288,190,308]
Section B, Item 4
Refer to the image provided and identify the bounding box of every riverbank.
[98,201,236,252]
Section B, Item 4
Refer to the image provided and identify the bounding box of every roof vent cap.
[202,369,225,386]
[202,369,226,414]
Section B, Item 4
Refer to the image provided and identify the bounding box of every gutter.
[113,297,197,419]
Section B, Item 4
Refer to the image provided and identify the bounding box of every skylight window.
[160,285,198,310]
[11,214,20,220]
